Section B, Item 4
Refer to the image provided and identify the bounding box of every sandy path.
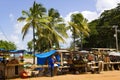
[11,70,120,80]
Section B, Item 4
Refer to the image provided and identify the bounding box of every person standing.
[48,55,55,77]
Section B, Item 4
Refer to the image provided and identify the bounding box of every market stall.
[35,49,71,75]
[71,51,88,74]
[0,50,25,79]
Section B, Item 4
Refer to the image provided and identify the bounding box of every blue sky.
[0,0,120,49]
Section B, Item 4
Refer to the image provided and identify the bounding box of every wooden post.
[61,53,63,66]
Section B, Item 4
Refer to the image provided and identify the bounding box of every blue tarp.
[9,50,26,53]
[0,48,5,51]
[27,52,32,54]
[35,50,57,65]
[0,49,26,54]
[0,48,7,52]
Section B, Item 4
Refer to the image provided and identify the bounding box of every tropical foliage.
[68,13,90,51]
[18,1,47,63]
[18,1,120,53]
[0,40,16,50]
[18,1,68,53]
[84,4,120,49]
[27,41,33,52]
[35,8,68,52]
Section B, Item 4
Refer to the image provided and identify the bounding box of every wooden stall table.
[58,66,70,74]
[87,62,94,71]
[72,63,87,74]
[103,55,111,71]
[104,62,120,71]
[30,65,48,77]
[87,61,104,74]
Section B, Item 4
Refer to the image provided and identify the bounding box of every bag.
[54,63,58,67]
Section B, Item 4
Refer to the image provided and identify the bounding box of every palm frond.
[22,10,30,17]
[17,17,26,22]
[22,23,31,40]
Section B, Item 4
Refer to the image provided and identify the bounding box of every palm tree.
[36,8,68,51]
[17,1,46,64]
[48,8,68,48]
[69,13,90,51]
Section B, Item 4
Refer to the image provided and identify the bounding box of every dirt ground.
[10,70,120,80]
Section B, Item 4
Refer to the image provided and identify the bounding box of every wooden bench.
[90,61,103,74]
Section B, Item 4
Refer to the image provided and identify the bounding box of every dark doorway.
[15,66,18,75]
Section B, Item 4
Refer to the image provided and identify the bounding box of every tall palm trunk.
[73,28,76,51]
[33,26,35,64]
[80,33,83,50]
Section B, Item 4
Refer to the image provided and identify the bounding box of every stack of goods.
[7,59,19,64]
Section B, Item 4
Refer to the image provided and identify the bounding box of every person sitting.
[20,70,28,78]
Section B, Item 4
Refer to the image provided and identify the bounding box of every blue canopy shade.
[0,48,7,53]
[35,50,56,58]
[0,48,5,51]
[35,50,57,65]
[27,52,32,54]
[9,50,26,53]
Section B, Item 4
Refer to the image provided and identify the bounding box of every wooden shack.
[0,49,25,79]
[0,62,24,79]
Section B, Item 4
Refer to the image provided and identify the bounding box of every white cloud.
[14,22,26,34]
[13,21,33,49]
[64,11,99,22]
[0,32,7,41]
[14,21,33,35]
[60,37,73,48]
[19,33,33,49]
[11,20,26,49]
[60,29,73,48]
[10,34,19,44]
[10,33,32,50]
[96,0,120,12]
[81,11,99,22]
[8,13,33,50]
[9,13,14,22]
